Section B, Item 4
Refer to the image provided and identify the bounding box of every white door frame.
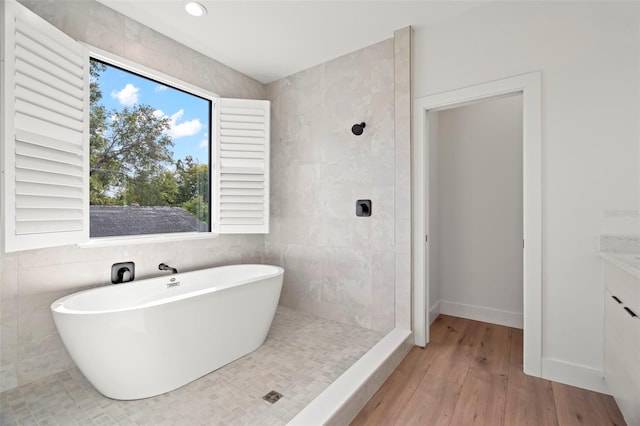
[412,72,542,377]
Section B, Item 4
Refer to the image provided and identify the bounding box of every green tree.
[89,59,174,204]
[124,170,179,206]
[181,195,209,224]
[91,105,174,179]
[176,156,208,203]
[175,156,209,223]
[89,60,113,205]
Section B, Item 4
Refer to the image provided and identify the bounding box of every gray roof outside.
[90,205,209,238]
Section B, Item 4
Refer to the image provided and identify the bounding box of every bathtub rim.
[51,264,284,315]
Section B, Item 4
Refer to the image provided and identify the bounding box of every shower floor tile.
[0,307,383,425]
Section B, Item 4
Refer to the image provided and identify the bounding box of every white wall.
[0,0,266,393]
[414,1,640,389]
[433,95,523,325]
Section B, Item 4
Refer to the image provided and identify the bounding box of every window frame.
[2,2,269,253]
[84,45,220,247]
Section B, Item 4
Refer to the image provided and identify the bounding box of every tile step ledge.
[287,327,413,426]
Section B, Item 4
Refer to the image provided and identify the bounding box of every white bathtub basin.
[51,264,284,400]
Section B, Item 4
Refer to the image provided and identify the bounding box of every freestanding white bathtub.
[51,264,284,400]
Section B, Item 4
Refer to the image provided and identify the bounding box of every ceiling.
[98,1,483,84]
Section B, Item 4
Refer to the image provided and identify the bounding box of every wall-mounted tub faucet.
[159,263,178,274]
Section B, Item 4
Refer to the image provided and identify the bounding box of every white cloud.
[155,84,168,92]
[111,83,139,106]
[154,109,203,139]
[170,109,184,122]
[199,133,209,149]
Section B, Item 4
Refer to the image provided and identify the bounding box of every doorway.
[412,73,542,377]
[430,93,524,329]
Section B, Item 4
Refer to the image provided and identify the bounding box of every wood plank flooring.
[351,315,626,426]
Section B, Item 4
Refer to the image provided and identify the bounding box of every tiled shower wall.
[0,0,266,393]
[265,39,401,332]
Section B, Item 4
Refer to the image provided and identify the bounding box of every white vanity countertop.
[600,234,640,279]
[600,252,640,280]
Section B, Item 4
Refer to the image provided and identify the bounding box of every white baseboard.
[430,300,606,395]
[541,358,609,395]
[429,302,441,325]
[438,300,524,329]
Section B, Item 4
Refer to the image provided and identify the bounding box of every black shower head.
[351,122,366,136]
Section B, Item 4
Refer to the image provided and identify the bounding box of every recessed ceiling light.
[185,1,207,17]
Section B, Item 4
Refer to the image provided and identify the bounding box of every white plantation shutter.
[214,98,270,234]
[2,1,89,252]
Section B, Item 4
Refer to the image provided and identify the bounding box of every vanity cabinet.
[603,262,640,426]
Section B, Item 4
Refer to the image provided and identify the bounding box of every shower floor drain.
[262,390,283,404]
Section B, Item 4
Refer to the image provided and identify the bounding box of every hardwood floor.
[351,315,626,426]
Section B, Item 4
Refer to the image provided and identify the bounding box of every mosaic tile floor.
[0,307,384,425]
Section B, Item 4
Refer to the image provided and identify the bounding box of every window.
[88,58,212,238]
[2,1,270,252]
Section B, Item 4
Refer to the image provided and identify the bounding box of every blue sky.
[95,62,210,165]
